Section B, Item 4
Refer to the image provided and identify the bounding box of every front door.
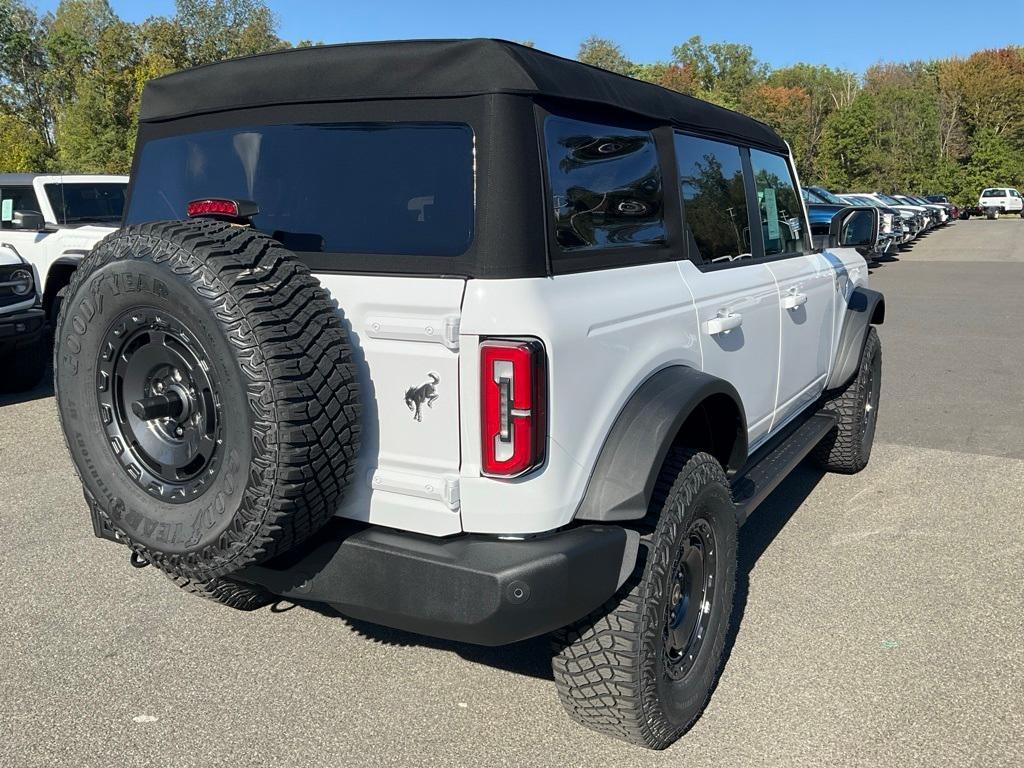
[748,148,836,427]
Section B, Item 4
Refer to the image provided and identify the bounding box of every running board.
[730,412,837,525]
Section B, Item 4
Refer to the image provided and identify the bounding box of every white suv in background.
[0,174,128,325]
[978,187,1024,218]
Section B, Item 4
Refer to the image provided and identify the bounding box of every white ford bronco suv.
[0,240,46,392]
[54,40,885,749]
[0,174,128,326]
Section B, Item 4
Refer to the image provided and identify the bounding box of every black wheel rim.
[862,350,881,433]
[96,308,223,503]
[663,517,718,681]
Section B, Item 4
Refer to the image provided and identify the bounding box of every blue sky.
[33,0,1024,72]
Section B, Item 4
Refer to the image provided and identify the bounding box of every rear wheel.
[55,220,361,582]
[552,450,737,749]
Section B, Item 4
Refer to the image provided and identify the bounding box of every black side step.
[730,412,836,525]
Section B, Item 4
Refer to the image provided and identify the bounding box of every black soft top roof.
[139,38,787,152]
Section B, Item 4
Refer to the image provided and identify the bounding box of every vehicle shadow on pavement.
[281,462,826,683]
[291,601,557,680]
[0,363,54,407]
[722,463,825,668]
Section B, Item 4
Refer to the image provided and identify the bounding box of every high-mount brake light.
[480,339,546,478]
[186,198,260,222]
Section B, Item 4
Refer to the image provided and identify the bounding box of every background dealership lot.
[1,219,1022,767]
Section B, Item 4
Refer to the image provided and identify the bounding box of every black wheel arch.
[43,256,82,310]
[574,366,747,523]
[825,286,885,391]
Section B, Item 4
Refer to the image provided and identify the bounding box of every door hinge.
[368,469,461,511]
[365,314,460,351]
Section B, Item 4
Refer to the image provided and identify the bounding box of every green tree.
[55,19,140,172]
[767,63,859,181]
[671,35,767,109]
[0,111,46,170]
[577,35,633,76]
[0,0,55,163]
[174,0,286,66]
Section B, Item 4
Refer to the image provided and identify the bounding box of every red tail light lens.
[186,198,259,220]
[187,199,239,217]
[480,339,546,477]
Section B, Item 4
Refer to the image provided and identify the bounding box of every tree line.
[579,36,1024,206]
[2,2,1022,207]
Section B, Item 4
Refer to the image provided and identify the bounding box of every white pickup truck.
[0,174,128,325]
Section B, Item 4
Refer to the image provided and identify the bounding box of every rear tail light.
[480,339,546,477]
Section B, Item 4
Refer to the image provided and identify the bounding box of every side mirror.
[11,210,46,231]
[829,207,878,249]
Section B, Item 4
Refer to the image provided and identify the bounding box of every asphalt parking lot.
[1,218,1022,767]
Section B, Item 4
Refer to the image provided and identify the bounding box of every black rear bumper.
[237,521,639,646]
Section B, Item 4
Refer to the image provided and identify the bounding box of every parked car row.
[803,185,957,261]
[0,173,128,392]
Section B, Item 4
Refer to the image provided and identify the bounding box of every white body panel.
[314,246,869,537]
[676,261,780,448]
[766,254,836,426]
[315,274,466,537]
[458,262,701,534]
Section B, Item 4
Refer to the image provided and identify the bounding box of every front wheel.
[812,327,881,473]
[552,450,737,749]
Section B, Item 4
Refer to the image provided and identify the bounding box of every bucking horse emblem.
[405,372,440,422]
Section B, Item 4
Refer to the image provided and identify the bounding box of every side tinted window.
[0,186,41,217]
[675,134,750,264]
[749,149,807,257]
[45,184,126,225]
[544,115,666,251]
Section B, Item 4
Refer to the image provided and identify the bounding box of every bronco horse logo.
[405,373,440,422]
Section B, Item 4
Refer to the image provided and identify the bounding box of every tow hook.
[129,552,150,569]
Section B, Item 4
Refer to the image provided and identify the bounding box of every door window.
[0,186,41,228]
[674,133,751,264]
[749,149,807,258]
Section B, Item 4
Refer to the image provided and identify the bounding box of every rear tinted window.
[981,189,1005,198]
[543,115,666,251]
[45,183,126,224]
[126,123,475,257]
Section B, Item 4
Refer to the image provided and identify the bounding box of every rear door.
[123,119,477,536]
[673,133,781,449]
[749,148,836,427]
[317,274,465,537]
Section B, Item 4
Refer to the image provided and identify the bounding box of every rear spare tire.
[55,220,360,581]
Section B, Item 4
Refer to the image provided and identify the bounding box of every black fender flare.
[574,366,747,523]
[825,287,885,390]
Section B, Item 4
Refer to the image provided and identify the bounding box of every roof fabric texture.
[139,38,787,152]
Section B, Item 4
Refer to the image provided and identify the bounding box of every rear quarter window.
[126,122,475,257]
[543,115,666,252]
